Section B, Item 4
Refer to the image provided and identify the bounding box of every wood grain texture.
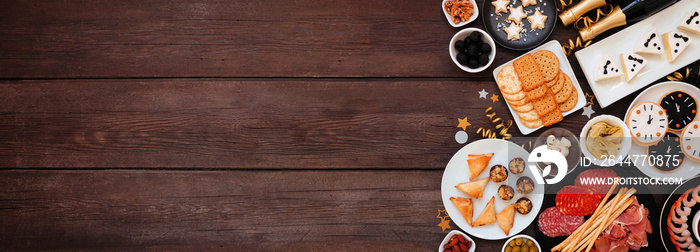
[0,170,447,251]
[0,170,670,251]
[0,78,629,168]
[0,0,583,79]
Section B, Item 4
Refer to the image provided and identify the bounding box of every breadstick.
[579,197,635,252]
[570,189,636,252]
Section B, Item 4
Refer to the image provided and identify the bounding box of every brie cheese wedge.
[634,29,664,55]
[620,53,647,82]
[594,54,623,81]
[679,8,700,34]
[662,31,692,62]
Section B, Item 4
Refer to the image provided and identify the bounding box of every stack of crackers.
[496,50,578,128]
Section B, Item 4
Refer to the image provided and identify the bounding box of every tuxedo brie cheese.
[679,8,700,34]
[634,29,664,55]
[594,54,623,81]
[662,31,692,62]
[620,53,647,82]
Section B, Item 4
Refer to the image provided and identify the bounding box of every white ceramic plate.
[625,81,700,180]
[441,139,544,240]
[442,0,479,28]
[492,40,586,135]
[575,0,700,109]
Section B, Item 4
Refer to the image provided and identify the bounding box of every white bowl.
[439,230,476,252]
[449,28,496,73]
[579,115,632,167]
[501,234,541,252]
[442,0,479,27]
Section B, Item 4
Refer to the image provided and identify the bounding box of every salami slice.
[574,168,618,195]
[538,206,584,237]
[555,185,603,216]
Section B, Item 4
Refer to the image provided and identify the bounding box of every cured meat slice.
[555,185,603,216]
[537,206,584,237]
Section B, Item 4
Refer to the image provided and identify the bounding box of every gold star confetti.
[457,116,471,130]
[490,94,500,103]
[585,92,595,106]
[437,209,451,231]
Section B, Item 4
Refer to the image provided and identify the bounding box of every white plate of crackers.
[441,138,544,240]
[492,40,586,135]
[575,0,700,108]
[624,81,700,180]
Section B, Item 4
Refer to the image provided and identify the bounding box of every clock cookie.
[620,53,647,82]
[662,31,692,63]
[681,121,700,162]
[594,54,623,81]
[659,91,697,131]
[634,29,664,55]
[679,7,700,34]
[647,132,684,171]
[627,102,667,146]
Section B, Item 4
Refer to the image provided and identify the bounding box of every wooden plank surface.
[0,0,584,79]
[0,78,630,168]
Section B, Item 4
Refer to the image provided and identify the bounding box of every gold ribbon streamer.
[573,4,613,31]
[561,36,592,56]
[557,0,575,12]
[477,107,513,140]
[667,67,691,82]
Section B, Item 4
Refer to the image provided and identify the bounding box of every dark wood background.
[0,0,684,250]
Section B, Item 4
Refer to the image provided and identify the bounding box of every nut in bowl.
[440,230,476,252]
[502,234,540,252]
[450,28,496,73]
[442,0,479,27]
[580,115,632,167]
[534,127,581,176]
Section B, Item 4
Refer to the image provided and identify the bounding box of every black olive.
[469,31,481,42]
[479,53,490,66]
[467,43,478,57]
[480,43,491,54]
[455,40,464,51]
[468,58,479,68]
[464,37,472,45]
[456,52,469,65]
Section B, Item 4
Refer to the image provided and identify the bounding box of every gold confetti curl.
[557,0,575,12]
[667,67,691,82]
[477,107,513,140]
[562,36,591,56]
[573,5,613,31]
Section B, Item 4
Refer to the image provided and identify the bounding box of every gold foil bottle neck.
[559,0,607,26]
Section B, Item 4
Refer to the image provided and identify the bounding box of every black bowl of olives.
[449,28,496,73]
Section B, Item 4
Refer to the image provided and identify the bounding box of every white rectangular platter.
[492,40,586,135]
[575,0,700,108]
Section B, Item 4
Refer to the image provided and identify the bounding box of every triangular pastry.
[472,196,496,227]
[450,197,474,226]
[455,177,489,199]
[634,29,664,55]
[496,204,515,235]
[662,31,692,62]
[467,153,493,180]
[620,53,647,82]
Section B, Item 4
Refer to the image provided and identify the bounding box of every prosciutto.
[594,197,651,252]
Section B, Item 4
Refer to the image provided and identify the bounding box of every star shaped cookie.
[521,0,537,7]
[527,10,548,30]
[507,6,527,24]
[504,22,523,41]
[491,0,510,14]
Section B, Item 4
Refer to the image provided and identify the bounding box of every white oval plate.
[625,81,700,180]
[441,139,544,240]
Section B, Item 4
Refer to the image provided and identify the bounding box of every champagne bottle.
[559,0,631,27]
[579,0,677,41]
